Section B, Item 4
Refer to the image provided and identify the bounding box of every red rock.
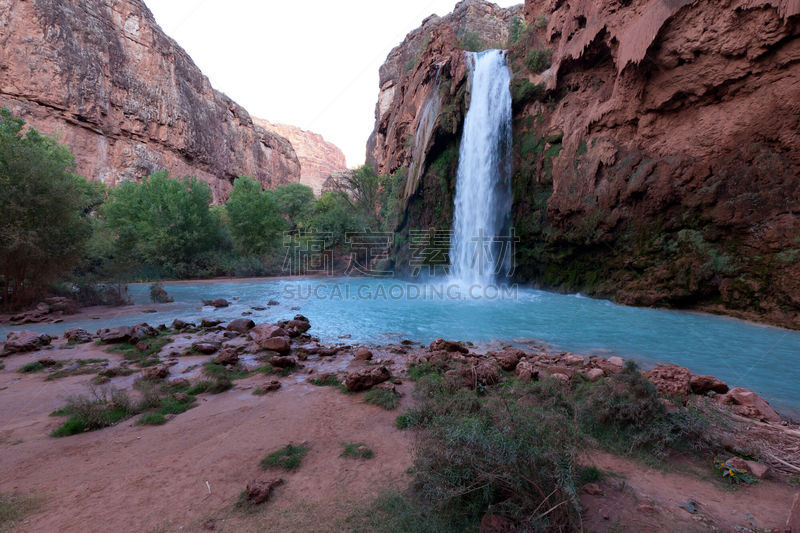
[97,326,132,344]
[214,349,239,366]
[446,360,500,389]
[3,330,52,354]
[192,342,220,355]
[142,366,169,380]
[250,324,289,344]
[269,356,296,369]
[226,318,255,333]
[690,374,729,395]
[493,348,524,371]
[586,368,605,381]
[721,387,782,423]
[607,357,624,368]
[259,337,291,355]
[344,366,391,392]
[515,361,538,382]
[64,328,92,344]
[244,479,284,506]
[583,483,604,496]
[255,381,282,394]
[354,347,373,361]
[644,364,692,399]
[429,338,468,353]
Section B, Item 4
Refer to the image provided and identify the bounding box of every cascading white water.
[449,49,513,287]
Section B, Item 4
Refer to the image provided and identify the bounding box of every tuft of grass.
[345,491,471,533]
[203,362,249,381]
[51,389,134,437]
[260,444,310,471]
[109,334,171,363]
[525,48,552,73]
[18,361,47,373]
[310,374,340,387]
[577,465,604,486]
[406,362,443,381]
[136,413,167,426]
[340,442,374,459]
[364,388,400,410]
[0,492,42,530]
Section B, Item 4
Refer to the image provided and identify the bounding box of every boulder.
[344,366,391,392]
[3,330,52,354]
[563,353,586,366]
[64,328,93,344]
[244,479,284,505]
[250,324,289,344]
[515,361,538,382]
[643,364,692,399]
[214,349,239,366]
[586,368,605,382]
[446,360,500,389]
[172,319,192,330]
[129,323,158,343]
[255,381,282,394]
[689,374,729,395]
[142,366,170,380]
[259,337,291,355]
[192,342,220,355]
[550,372,570,384]
[203,298,230,308]
[723,457,770,479]
[97,326,133,344]
[171,378,191,389]
[608,356,624,367]
[354,347,373,361]
[200,318,223,328]
[172,392,191,403]
[269,356,296,368]
[493,348,524,371]
[721,387,782,423]
[267,300,280,306]
[429,338,468,353]
[226,318,255,333]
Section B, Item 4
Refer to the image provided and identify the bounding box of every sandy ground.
[1,337,798,532]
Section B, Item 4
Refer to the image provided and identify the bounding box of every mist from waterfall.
[449,49,513,287]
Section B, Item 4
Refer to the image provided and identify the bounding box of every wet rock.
[429,338,468,353]
[142,366,170,380]
[203,298,230,308]
[64,328,93,344]
[285,317,311,337]
[97,326,133,344]
[689,374,729,395]
[192,342,220,355]
[2,330,52,354]
[344,366,391,392]
[643,364,692,399]
[214,349,239,366]
[354,347,373,361]
[243,478,284,505]
[172,319,192,330]
[251,306,267,311]
[226,318,255,333]
[269,356,296,368]
[250,324,289,344]
[129,323,158,343]
[259,337,291,355]
[720,387,782,423]
[267,300,280,306]
[201,318,223,328]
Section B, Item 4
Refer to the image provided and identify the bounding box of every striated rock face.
[0,0,301,202]
[370,0,800,329]
[366,0,522,174]
[255,119,348,195]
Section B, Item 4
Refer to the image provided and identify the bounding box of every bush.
[51,387,135,437]
[341,442,374,459]
[136,413,167,426]
[260,443,310,471]
[149,282,173,303]
[225,176,287,255]
[459,31,487,52]
[525,49,552,73]
[364,388,400,410]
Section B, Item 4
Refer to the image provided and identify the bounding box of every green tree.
[273,182,315,229]
[102,170,220,277]
[309,191,363,245]
[0,108,102,307]
[225,176,287,255]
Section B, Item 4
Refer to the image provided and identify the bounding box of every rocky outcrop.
[0,0,301,202]
[369,0,800,329]
[255,119,348,195]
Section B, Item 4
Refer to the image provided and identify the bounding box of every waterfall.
[449,50,513,287]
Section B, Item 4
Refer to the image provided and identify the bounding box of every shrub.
[525,49,552,73]
[364,388,400,410]
[0,492,41,530]
[18,362,46,373]
[136,413,167,426]
[341,442,374,459]
[51,387,135,437]
[459,31,487,52]
[149,282,173,303]
[260,443,310,471]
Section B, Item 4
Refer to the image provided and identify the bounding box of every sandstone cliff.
[255,119,348,195]
[371,0,800,329]
[0,0,301,202]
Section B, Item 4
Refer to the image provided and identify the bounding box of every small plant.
[136,413,167,426]
[577,465,604,486]
[406,362,442,381]
[525,48,552,73]
[341,442,374,459]
[310,374,340,387]
[260,443,310,471]
[535,13,548,29]
[18,361,47,373]
[364,388,400,410]
[395,412,424,430]
[51,387,135,437]
[459,30,487,52]
[713,458,757,485]
[0,492,41,530]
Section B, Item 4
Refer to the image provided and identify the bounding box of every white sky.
[145,0,520,167]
